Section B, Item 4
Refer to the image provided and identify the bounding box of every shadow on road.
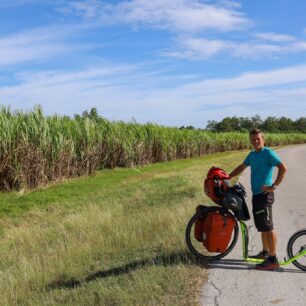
[207,258,305,273]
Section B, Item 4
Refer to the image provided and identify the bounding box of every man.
[229,129,287,270]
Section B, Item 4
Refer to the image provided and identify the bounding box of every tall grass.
[0,154,214,305]
[0,150,247,305]
[0,106,305,190]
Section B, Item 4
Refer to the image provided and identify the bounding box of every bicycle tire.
[185,206,239,260]
[287,229,306,271]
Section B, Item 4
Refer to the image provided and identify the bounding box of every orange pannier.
[203,212,235,253]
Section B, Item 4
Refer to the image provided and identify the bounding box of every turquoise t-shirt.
[243,147,281,195]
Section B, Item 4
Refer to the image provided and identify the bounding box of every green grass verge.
[0,150,249,305]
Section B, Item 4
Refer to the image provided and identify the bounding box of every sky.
[0,0,306,128]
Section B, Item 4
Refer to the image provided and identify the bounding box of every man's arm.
[229,163,247,179]
[262,162,287,193]
[273,162,287,187]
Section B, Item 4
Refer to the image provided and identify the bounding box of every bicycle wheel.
[185,207,239,260]
[287,229,306,271]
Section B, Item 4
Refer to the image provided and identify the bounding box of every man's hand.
[261,185,276,194]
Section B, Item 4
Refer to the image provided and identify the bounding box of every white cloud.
[230,41,283,58]
[15,65,134,87]
[163,37,227,59]
[0,69,127,114]
[0,63,172,116]
[0,63,305,127]
[0,24,97,67]
[231,39,306,58]
[165,34,306,60]
[255,32,296,42]
[217,0,241,9]
[58,1,306,61]
[62,0,250,33]
[181,64,306,94]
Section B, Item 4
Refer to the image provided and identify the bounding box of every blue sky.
[0,0,306,127]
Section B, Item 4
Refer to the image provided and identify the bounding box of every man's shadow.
[47,250,206,291]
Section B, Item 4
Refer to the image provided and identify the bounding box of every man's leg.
[256,229,279,269]
[261,232,269,252]
[261,230,277,255]
[253,193,279,269]
[265,230,277,256]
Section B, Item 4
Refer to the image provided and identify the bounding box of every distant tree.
[74,113,82,121]
[217,117,240,132]
[260,116,279,133]
[278,116,295,132]
[205,115,305,133]
[240,117,253,132]
[186,125,195,130]
[251,114,262,130]
[294,117,306,133]
[82,107,100,121]
[206,120,218,131]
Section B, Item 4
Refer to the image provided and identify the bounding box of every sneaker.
[255,256,279,270]
[249,250,269,260]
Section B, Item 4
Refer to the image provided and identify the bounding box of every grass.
[0,150,250,305]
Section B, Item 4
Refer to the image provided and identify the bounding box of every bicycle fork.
[240,221,264,263]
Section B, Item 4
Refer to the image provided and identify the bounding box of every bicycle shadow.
[47,250,207,291]
[207,258,305,273]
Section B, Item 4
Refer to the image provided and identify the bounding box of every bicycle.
[185,186,306,271]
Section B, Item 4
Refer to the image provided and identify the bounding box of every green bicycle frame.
[239,221,306,266]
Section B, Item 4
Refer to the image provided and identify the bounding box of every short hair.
[249,129,264,138]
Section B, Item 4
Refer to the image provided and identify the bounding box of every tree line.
[181,115,306,133]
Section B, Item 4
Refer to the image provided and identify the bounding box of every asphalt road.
[201,144,306,306]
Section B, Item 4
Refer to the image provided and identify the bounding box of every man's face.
[250,133,265,151]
